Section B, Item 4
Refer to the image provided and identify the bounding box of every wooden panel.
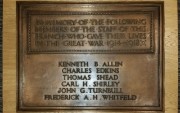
[0,0,2,112]
[178,0,180,112]
[3,0,178,113]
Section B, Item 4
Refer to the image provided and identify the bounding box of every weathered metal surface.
[17,2,163,111]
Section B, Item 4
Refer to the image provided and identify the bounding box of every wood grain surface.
[0,0,2,112]
[178,1,180,113]
[3,0,178,113]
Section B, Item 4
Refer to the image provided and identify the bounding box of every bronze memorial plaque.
[17,2,163,111]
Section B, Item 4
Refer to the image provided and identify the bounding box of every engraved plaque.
[17,2,163,111]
